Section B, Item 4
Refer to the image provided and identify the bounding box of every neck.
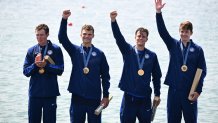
[136,45,144,51]
[82,42,92,48]
[39,42,47,47]
[181,40,190,47]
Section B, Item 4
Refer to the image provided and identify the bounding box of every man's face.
[179,29,192,42]
[135,31,148,46]
[80,29,94,44]
[35,29,48,46]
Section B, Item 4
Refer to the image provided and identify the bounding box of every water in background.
[0,0,218,123]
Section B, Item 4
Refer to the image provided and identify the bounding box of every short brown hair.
[179,21,193,33]
[35,24,49,34]
[135,27,149,36]
[81,24,94,34]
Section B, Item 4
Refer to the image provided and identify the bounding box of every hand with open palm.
[155,0,166,13]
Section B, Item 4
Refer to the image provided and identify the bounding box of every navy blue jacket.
[23,40,64,97]
[111,20,162,97]
[156,13,207,94]
[58,18,110,100]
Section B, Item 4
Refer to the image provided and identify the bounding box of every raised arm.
[58,10,76,56]
[110,11,131,54]
[155,0,175,50]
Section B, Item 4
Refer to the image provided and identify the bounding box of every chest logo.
[47,50,53,55]
[92,52,97,56]
[189,47,195,52]
[145,54,149,59]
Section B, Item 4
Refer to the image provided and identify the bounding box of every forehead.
[136,31,147,36]
[179,28,192,32]
[35,29,46,34]
[81,29,94,34]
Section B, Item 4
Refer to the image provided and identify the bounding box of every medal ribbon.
[180,41,191,66]
[81,45,93,68]
[134,46,145,70]
[38,43,48,60]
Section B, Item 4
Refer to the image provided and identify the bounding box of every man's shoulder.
[92,45,104,53]
[145,48,157,55]
[190,40,203,51]
[49,40,63,49]
[27,44,37,51]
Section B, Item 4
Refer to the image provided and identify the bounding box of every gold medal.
[83,67,89,74]
[138,69,144,76]
[181,65,188,72]
[39,68,45,74]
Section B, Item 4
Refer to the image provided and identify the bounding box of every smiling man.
[110,11,162,123]
[155,0,207,123]
[58,10,111,123]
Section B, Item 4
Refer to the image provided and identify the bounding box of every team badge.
[190,47,195,52]
[92,52,97,56]
[145,54,149,59]
[47,50,53,55]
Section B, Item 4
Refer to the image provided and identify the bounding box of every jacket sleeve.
[58,18,76,57]
[156,12,175,50]
[44,46,64,76]
[111,20,131,54]
[100,53,110,98]
[196,47,207,94]
[23,48,38,77]
[152,54,162,96]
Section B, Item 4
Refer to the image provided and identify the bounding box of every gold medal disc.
[138,69,144,76]
[181,65,188,72]
[83,67,89,74]
[39,68,45,74]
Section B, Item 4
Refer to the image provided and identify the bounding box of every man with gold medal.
[23,24,64,123]
[110,11,162,123]
[59,10,111,123]
[155,0,207,122]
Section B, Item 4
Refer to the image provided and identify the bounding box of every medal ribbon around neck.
[37,43,48,74]
[134,46,146,71]
[180,41,191,67]
[38,43,48,60]
[81,45,93,69]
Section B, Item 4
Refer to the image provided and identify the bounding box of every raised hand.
[155,0,166,13]
[62,10,71,19]
[110,11,117,22]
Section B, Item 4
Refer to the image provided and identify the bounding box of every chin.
[137,43,145,46]
[84,40,91,43]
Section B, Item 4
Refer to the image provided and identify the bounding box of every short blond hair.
[81,24,94,34]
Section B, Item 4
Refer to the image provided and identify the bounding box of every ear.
[145,37,148,42]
